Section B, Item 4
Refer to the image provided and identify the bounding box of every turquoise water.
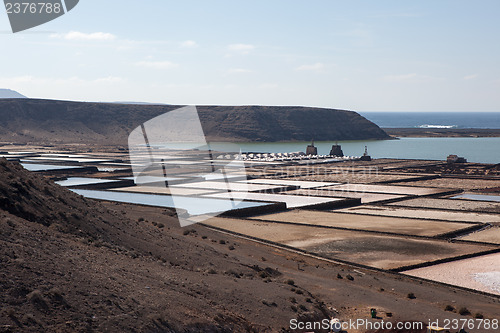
[208,137,500,164]
[21,163,81,171]
[55,177,119,187]
[71,189,271,215]
[452,194,500,202]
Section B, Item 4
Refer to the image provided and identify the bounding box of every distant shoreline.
[384,128,500,138]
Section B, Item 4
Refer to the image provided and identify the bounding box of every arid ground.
[1,145,499,332]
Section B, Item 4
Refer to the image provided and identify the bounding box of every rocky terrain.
[0,158,321,332]
[0,99,390,145]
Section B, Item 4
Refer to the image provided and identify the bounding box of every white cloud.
[180,40,198,48]
[228,68,252,74]
[227,43,255,54]
[135,61,179,70]
[296,62,325,72]
[50,31,116,41]
[463,74,479,80]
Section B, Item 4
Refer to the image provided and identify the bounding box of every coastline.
[384,128,500,138]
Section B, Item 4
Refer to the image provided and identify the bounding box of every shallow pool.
[21,163,81,172]
[452,194,500,202]
[56,177,120,187]
[71,189,271,215]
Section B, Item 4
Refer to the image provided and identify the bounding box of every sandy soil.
[285,188,406,203]
[321,184,454,196]
[287,173,419,184]
[388,197,500,214]
[337,205,500,224]
[4,203,499,333]
[249,210,473,237]
[462,227,500,244]
[202,217,495,270]
[396,178,500,190]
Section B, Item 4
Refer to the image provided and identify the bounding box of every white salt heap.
[473,271,500,294]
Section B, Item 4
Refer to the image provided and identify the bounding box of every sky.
[1,0,499,112]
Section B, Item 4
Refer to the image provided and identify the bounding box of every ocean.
[359,112,500,129]
[209,137,500,164]
[207,112,500,164]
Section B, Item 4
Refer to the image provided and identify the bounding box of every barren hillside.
[0,99,390,145]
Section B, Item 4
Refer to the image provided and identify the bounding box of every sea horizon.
[360,111,500,129]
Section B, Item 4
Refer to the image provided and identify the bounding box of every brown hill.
[0,159,331,331]
[0,99,389,145]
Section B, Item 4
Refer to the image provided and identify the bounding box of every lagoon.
[208,137,500,164]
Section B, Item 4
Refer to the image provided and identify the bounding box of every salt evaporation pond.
[71,189,272,216]
[452,194,500,202]
[404,252,500,296]
[21,163,81,172]
[56,177,119,187]
[473,272,500,294]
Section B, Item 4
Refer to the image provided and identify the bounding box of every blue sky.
[1,0,499,111]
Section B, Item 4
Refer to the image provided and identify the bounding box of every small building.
[447,154,467,163]
[329,144,344,157]
[306,139,318,155]
[360,146,372,161]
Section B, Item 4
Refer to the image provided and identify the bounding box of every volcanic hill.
[0,99,390,145]
[0,158,332,331]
